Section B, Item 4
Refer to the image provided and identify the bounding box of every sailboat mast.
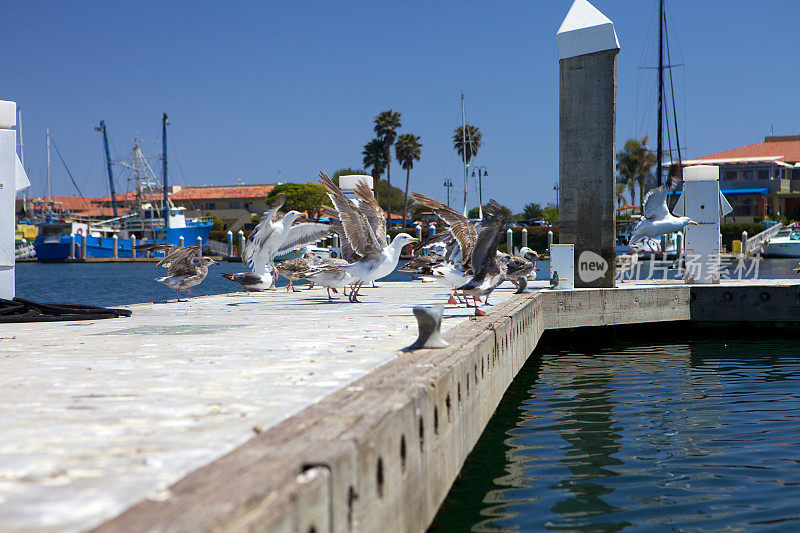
[656,0,664,187]
[461,93,468,217]
[17,108,26,214]
[162,113,169,229]
[99,121,118,217]
[46,128,52,213]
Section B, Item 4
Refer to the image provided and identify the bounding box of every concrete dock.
[2,279,799,532]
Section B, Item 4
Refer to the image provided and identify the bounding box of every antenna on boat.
[46,128,52,215]
[162,113,170,229]
[95,120,118,217]
[656,0,663,187]
[461,92,468,218]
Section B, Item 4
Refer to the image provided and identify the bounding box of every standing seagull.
[318,170,418,302]
[135,244,218,301]
[244,194,330,282]
[630,174,698,245]
[456,203,507,316]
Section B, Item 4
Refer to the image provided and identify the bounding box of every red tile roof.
[696,135,800,164]
[171,185,275,200]
[23,196,116,217]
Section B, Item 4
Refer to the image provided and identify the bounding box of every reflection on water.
[431,333,800,532]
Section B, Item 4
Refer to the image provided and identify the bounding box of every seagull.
[244,194,330,282]
[277,245,323,291]
[399,253,445,280]
[221,271,274,292]
[456,202,507,316]
[135,244,218,301]
[630,174,698,245]
[297,258,353,300]
[518,247,541,263]
[319,170,418,302]
[499,252,537,288]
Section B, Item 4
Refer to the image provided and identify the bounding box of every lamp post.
[553,182,559,213]
[443,179,454,207]
[471,166,488,219]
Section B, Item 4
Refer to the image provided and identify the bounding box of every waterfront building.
[678,135,800,222]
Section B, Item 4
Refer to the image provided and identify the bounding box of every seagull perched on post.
[630,173,698,246]
[135,244,218,301]
[318,170,418,302]
[243,193,330,283]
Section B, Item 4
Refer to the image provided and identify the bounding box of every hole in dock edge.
[376,457,384,499]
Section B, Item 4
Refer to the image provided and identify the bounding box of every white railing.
[744,223,784,254]
[206,239,232,257]
[15,244,36,260]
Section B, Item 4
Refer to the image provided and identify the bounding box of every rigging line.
[664,8,683,168]
[50,136,89,213]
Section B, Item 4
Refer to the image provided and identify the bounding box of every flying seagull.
[456,201,507,316]
[318,170,418,302]
[135,244,218,301]
[630,174,697,246]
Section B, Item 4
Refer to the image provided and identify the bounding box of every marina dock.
[2,279,798,532]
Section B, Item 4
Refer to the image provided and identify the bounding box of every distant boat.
[763,226,800,258]
[33,115,212,261]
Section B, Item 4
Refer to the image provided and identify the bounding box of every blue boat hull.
[33,224,213,261]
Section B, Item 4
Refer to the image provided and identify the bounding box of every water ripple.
[431,336,800,532]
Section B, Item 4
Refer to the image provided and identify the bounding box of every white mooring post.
[238,230,245,260]
[0,100,30,299]
[82,233,88,260]
[547,230,554,255]
[197,235,202,248]
[741,231,748,255]
[131,235,137,258]
[69,235,76,259]
[179,235,184,247]
[522,228,528,249]
[227,230,233,257]
[112,234,118,259]
[429,223,436,237]
[416,224,422,242]
[506,228,513,254]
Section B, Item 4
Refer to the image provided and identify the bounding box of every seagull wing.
[354,180,388,246]
[471,217,504,276]
[244,194,286,268]
[275,223,331,256]
[318,170,381,255]
[412,192,477,265]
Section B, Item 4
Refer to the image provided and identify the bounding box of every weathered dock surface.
[2,279,799,532]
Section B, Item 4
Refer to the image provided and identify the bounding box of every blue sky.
[4,0,799,213]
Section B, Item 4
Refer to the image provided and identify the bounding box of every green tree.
[453,124,482,165]
[468,202,511,220]
[374,110,402,218]
[266,182,331,219]
[615,183,628,210]
[521,203,543,221]
[362,138,388,205]
[542,203,558,225]
[616,136,656,213]
[395,133,422,226]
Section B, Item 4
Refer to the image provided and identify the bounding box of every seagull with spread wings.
[456,202,508,316]
[630,174,697,246]
[318,170,418,302]
[243,193,330,284]
[135,244,218,301]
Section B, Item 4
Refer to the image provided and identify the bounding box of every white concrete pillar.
[0,100,29,299]
[416,225,422,242]
[238,230,245,260]
[227,230,233,257]
[506,228,513,254]
[741,231,748,255]
[112,234,118,259]
[69,235,76,259]
[521,228,528,249]
[547,230,554,255]
[131,235,137,258]
[179,235,185,247]
[429,223,436,237]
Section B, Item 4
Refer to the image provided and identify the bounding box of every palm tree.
[615,183,628,211]
[374,110,402,221]
[395,133,422,225]
[363,138,388,205]
[616,136,656,213]
[452,124,481,165]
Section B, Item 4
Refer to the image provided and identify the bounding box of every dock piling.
[112,234,118,259]
[429,223,436,237]
[179,236,184,247]
[522,228,528,249]
[131,236,137,258]
[547,230,553,256]
[238,230,245,260]
[416,224,422,243]
[69,235,76,259]
[741,231,748,255]
[227,231,233,258]
[507,228,513,254]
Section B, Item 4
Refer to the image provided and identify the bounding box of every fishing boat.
[763,226,800,257]
[33,114,212,261]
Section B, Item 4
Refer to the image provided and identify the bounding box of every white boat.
[763,227,800,257]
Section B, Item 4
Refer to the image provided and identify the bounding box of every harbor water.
[431,331,800,532]
[13,260,414,308]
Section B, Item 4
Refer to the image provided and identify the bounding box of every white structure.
[338,175,373,201]
[674,165,732,284]
[557,0,620,60]
[1,100,30,300]
[550,244,575,289]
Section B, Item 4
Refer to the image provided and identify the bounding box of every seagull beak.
[691,221,699,225]
[410,237,420,242]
